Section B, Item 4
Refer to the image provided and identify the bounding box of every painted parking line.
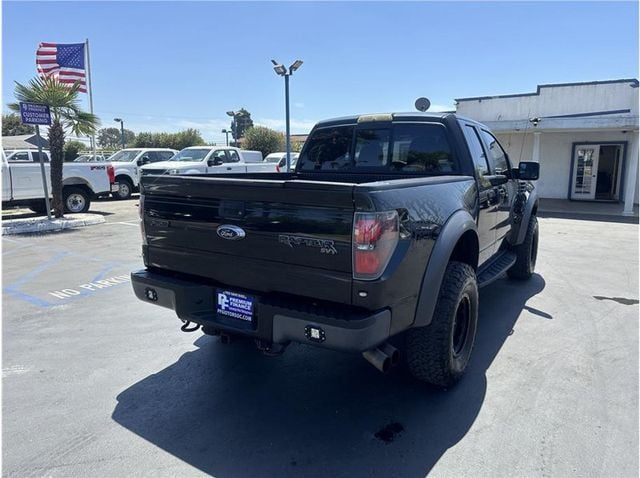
[3,251,135,308]
[104,221,140,226]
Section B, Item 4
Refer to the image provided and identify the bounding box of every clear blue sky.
[3,1,638,143]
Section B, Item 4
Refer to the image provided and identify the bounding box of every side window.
[227,150,240,163]
[462,125,491,182]
[481,130,509,173]
[159,151,174,161]
[8,151,31,162]
[212,150,228,163]
[145,152,158,163]
[32,152,49,162]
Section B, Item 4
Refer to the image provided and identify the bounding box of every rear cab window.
[297,122,458,175]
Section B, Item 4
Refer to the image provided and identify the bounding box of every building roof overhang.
[485,115,639,134]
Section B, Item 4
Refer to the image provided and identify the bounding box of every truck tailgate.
[142,175,356,302]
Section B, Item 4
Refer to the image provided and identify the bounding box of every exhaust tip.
[362,348,392,374]
[380,342,400,366]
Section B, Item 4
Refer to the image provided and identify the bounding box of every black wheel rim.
[452,295,471,357]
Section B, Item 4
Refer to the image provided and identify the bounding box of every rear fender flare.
[413,210,478,328]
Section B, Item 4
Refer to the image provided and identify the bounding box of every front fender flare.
[514,189,538,245]
[413,210,478,328]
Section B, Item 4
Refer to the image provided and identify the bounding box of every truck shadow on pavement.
[113,274,546,477]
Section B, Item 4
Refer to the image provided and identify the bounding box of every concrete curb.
[2,214,106,235]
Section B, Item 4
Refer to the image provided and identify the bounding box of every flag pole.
[85,38,97,158]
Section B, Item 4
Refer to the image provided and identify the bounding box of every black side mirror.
[208,157,224,167]
[518,161,540,180]
[136,159,143,166]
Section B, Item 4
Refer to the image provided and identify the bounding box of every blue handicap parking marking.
[3,250,133,309]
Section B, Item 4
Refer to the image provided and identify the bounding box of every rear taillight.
[107,164,115,183]
[353,210,399,280]
[276,164,280,173]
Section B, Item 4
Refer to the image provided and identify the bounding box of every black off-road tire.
[63,186,91,213]
[406,261,479,388]
[507,215,538,280]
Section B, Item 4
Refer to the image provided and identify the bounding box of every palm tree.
[9,76,99,217]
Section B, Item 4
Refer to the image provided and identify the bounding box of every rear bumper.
[131,269,391,352]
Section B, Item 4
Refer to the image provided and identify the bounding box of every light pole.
[114,118,125,150]
[271,59,303,173]
[226,111,237,147]
[221,128,231,146]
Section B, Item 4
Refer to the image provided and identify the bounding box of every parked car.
[140,146,275,176]
[107,148,178,200]
[2,148,117,213]
[131,112,540,388]
[74,153,107,162]
[240,150,264,163]
[264,152,299,172]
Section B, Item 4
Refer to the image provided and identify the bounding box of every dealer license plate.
[216,289,254,323]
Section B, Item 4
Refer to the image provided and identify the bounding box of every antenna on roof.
[415,97,431,112]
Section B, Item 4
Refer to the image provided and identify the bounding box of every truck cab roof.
[313,112,480,128]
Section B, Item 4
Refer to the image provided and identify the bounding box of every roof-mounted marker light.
[357,114,393,123]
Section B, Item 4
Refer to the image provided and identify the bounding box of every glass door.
[571,145,600,200]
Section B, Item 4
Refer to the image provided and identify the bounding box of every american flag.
[36,42,87,93]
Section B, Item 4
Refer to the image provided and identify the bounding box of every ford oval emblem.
[217,224,246,240]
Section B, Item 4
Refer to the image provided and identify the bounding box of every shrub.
[64,140,85,161]
[243,126,285,157]
[133,129,205,150]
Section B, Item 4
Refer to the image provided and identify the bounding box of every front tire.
[113,178,133,200]
[406,261,479,388]
[63,187,91,213]
[508,215,538,280]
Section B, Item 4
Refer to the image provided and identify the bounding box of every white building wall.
[458,81,639,122]
[456,80,639,207]
[496,130,638,202]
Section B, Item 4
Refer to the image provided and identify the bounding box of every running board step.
[477,251,517,288]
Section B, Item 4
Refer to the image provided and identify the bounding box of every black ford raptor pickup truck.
[132,112,540,388]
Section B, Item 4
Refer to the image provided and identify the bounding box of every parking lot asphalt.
[2,198,638,478]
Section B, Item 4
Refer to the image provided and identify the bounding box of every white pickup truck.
[2,149,117,213]
[140,146,277,176]
[107,148,178,199]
